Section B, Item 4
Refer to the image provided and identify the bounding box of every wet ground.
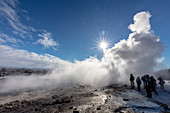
[0,83,170,113]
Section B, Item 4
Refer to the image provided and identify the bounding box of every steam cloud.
[0,11,164,93]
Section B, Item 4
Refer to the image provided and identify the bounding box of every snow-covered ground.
[115,80,170,113]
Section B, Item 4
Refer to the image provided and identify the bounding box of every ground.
[0,81,170,113]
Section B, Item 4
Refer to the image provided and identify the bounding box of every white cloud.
[128,11,151,33]
[0,45,67,69]
[37,33,59,49]
[156,57,165,63]
[0,38,6,43]
[0,0,36,38]
[0,0,59,49]
[0,33,23,44]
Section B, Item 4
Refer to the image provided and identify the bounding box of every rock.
[24,100,32,106]
[21,101,25,104]
[79,85,85,88]
[22,104,26,108]
[90,93,93,95]
[13,100,19,103]
[123,84,128,87]
[69,106,73,109]
[105,99,108,103]
[123,99,129,101]
[73,110,79,113]
[44,96,71,106]
[96,107,101,110]
[35,106,39,111]
[114,106,128,112]
[52,95,58,99]
[160,104,168,109]
[61,97,71,103]
[5,105,13,109]
[105,91,110,94]
[153,100,169,109]
[52,98,71,105]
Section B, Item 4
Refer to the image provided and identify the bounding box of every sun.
[100,41,108,50]
[93,31,112,53]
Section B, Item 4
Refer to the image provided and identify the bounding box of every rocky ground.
[0,83,170,113]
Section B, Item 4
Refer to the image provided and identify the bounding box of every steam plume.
[0,11,164,93]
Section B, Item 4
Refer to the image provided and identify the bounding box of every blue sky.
[0,0,170,69]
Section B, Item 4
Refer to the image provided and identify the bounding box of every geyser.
[0,11,164,93]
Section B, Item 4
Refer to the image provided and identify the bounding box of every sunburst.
[93,31,112,53]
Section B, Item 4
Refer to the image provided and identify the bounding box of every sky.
[0,0,170,69]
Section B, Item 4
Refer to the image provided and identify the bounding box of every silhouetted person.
[158,77,165,90]
[136,77,142,91]
[141,75,146,88]
[130,74,135,89]
[150,76,158,95]
[145,75,152,98]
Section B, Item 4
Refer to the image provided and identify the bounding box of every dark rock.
[79,85,85,88]
[69,106,73,109]
[61,97,71,103]
[123,99,129,101]
[105,91,110,94]
[114,106,128,112]
[13,100,19,103]
[52,95,58,99]
[35,106,39,111]
[160,104,168,109]
[73,110,79,113]
[123,84,128,87]
[90,93,93,95]
[22,104,26,108]
[153,100,169,109]
[96,107,101,110]
[105,99,108,103]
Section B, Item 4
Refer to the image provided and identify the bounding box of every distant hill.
[0,67,51,76]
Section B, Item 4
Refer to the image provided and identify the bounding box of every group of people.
[130,74,165,98]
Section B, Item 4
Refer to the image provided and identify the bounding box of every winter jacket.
[159,79,165,85]
[130,76,135,81]
[136,77,142,84]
